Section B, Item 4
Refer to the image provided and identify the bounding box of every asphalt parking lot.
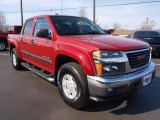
[0,51,160,120]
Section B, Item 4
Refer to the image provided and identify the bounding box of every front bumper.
[87,62,156,101]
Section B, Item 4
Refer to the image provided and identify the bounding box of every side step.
[21,62,55,82]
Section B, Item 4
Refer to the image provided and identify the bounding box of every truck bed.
[0,32,9,39]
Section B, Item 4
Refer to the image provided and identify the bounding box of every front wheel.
[0,40,7,51]
[57,62,89,109]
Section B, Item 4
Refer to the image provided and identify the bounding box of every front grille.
[127,49,150,69]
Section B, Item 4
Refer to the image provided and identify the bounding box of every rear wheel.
[57,62,89,109]
[0,40,7,51]
[11,48,22,70]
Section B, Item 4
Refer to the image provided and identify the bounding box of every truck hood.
[65,35,149,51]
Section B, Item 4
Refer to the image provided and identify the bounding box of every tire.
[0,40,7,51]
[11,48,22,70]
[57,62,89,109]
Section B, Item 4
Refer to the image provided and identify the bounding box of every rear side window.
[23,19,33,35]
[34,18,51,37]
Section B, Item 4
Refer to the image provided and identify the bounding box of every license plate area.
[142,73,152,86]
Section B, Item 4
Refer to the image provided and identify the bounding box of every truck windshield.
[134,31,160,38]
[50,16,106,35]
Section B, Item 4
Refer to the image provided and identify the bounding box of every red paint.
[8,15,149,76]
[0,32,8,38]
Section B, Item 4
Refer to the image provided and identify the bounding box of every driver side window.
[34,18,51,37]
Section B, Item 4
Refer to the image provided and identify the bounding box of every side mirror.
[106,29,115,35]
[103,29,108,34]
[36,29,51,39]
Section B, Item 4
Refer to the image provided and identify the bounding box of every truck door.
[29,18,54,73]
[19,19,34,62]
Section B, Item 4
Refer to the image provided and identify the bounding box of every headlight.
[93,50,123,58]
[92,50,125,76]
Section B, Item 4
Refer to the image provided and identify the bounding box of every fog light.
[103,63,125,75]
[112,65,118,70]
[103,66,111,71]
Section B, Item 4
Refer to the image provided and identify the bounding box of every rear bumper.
[87,62,156,101]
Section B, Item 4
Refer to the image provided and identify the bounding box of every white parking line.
[156,64,160,66]
[0,53,10,56]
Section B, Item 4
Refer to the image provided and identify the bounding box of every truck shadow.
[83,76,160,115]
[0,49,9,52]
[152,55,160,59]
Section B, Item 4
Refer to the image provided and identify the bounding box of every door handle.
[30,39,35,44]
[20,37,24,42]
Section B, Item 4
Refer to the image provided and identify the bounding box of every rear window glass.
[34,18,51,37]
[134,31,160,37]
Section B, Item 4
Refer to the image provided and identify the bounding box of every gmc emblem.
[137,55,146,60]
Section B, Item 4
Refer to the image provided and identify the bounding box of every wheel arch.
[54,50,96,83]
[9,42,22,59]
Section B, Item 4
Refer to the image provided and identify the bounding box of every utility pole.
[61,0,63,15]
[93,0,96,23]
[146,18,149,30]
[20,0,23,26]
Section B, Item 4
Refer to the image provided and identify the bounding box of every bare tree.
[3,25,10,32]
[140,18,156,30]
[112,22,121,30]
[78,8,86,18]
[0,11,6,31]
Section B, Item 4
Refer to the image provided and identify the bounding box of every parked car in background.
[131,30,160,56]
[0,26,22,51]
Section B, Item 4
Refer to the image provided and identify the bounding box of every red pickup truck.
[0,26,22,51]
[8,15,156,109]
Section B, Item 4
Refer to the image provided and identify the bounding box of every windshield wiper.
[85,31,104,35]
[60,32,105,35]
[60,33,82,35]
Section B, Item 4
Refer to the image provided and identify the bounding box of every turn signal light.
[95,63,103,75]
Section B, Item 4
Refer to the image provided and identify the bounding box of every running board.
[21,62,55,82]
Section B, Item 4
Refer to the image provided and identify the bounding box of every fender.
[8,36,22,60]
[55,42,97,76]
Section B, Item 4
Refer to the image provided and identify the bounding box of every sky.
[0,0,160,30]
